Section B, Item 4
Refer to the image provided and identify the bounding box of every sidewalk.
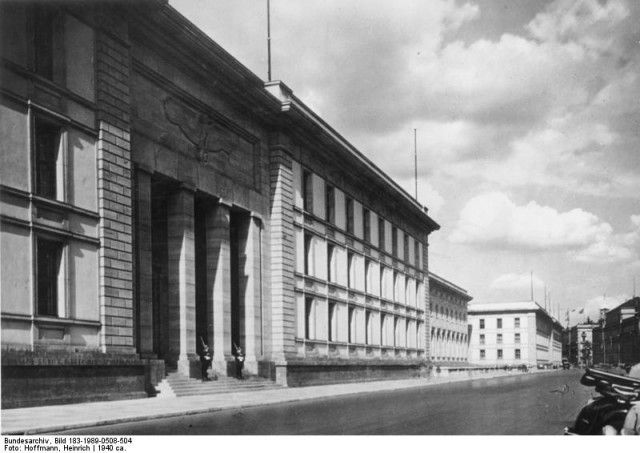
[1,371,521,435]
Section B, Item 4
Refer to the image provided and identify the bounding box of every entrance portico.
[135,170,263,378]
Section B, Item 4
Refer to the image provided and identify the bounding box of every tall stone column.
[269,146,296,363]
[135,167,154,357]
[206,201,232,373]
[243,214,263,374]
[167,184,197,375]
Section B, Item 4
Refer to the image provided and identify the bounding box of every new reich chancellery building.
[0,0,440,408]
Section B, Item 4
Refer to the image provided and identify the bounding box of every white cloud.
[449,191,612,250]
[490,272,545,291]
[527,0,629,52]
[572,214,640,263]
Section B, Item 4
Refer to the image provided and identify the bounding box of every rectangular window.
[497,318,502,329]
[497,349,503,360]
[327,244,335,283]
[302,170,313,212]
[378,218,385,251]
[364,259,370,293]
[347,252,354,288]
[414,239,420,268]
[365,311,372,345]
[479,334,485,345]
[34,118,62,199]
[404,276,410,305]
[33,5,56,80]
[305,297,314,339]
[479,319,485,329]
[497,333,503,344]
[304,233,312,275]
[515,333,521,344]
[515,349,521,359]
[329,302,337,342]
[325,184,335,223]
[345,197,354,234]
[515,317,520,329]
[403,233,409,262]
[348,307,356,343]
[393,317,399,347]
[37,238,62,316]
[393,271,399,302]
[363,209,370,243]
[391,226,398,257]
[480,349,486,360]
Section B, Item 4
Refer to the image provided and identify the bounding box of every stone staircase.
[155,369,282,398]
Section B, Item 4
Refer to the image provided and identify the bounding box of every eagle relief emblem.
[162,96,237,164]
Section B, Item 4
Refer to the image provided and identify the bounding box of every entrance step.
[156,370,282,398]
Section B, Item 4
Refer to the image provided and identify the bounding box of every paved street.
[56,369,588,435]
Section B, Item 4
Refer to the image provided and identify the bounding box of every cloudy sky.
[170,0,640,325]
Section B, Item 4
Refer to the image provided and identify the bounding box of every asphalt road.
[58,369,590,435]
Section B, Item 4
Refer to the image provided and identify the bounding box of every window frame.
[325,183,335,224]
[363,208,370,243]
[302,169,313,213]
[345,196,354,234]
[33,115,66,201]
[36,236,65,317]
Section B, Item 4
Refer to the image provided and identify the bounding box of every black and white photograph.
[1,0,639,447]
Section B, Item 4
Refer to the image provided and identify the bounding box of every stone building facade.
[563,323,596,366]
[0,0,439,407]
[592,297,640,366]
[428,272,472,363]
[468,302,563,367]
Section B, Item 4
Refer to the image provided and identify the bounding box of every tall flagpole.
[530,271,533,301]
[267,0,272,81]
[414,129,418,199]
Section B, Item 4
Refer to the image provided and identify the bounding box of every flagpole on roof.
[414,129,418,199]
[267,0,272,81]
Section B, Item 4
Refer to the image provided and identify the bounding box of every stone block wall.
[95,14,135,353]
[0,350,159,409]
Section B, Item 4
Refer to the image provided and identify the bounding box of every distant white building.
[468,301,563,367]
[429,273,472,363]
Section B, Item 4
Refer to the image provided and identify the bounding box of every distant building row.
[564,297,640,367]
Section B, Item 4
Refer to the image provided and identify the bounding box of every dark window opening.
[363,209,370,242]
[304,234,312,275]
[33,6,56,79]
[34,118,61,199]
[37,238,62,316]
[305,297,313,339]
[392,226,398,257]
[325,184,335,223]
[302,170,313,212]
[345,197,354,234]
[378,218,385,250]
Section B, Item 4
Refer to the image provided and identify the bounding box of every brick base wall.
[1,350,164,409]
[276,359,429,387]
